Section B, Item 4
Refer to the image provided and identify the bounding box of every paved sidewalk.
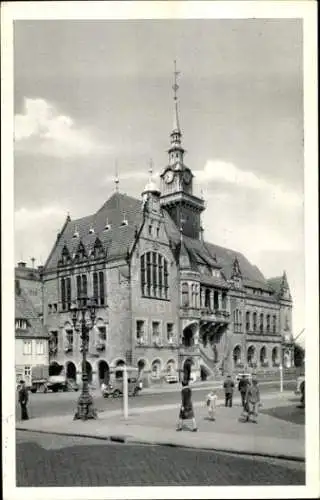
[16,391,304,461]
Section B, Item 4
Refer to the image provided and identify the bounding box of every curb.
[16,427,305,463]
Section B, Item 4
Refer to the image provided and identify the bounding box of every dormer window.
[16,319,27,329]
[120,214,128,227]
[73,226,79,238]
[89,226,95,234]
[104,224,111,231]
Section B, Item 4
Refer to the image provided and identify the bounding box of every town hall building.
[35,71,294,387]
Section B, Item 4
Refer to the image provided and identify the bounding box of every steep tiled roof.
[44,191,279,294]
[15,266,41,281]
[45,193,143,270]
[15,289,48,338]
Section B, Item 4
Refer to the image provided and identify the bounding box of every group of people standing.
[176,374,261,431]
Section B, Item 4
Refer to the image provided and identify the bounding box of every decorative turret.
[141,161,161,214]
[230,257,243,288]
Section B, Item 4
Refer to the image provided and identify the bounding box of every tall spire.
[168,60,185,168]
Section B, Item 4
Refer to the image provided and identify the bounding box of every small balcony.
[200,307,230,323]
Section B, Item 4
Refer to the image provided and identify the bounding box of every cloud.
[15,206,66,264]
[15,98,106,158]
[195,160,303,208]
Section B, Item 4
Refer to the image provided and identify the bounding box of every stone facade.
[15,76,294,387]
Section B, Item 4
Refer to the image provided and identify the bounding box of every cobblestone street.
[16,431,305,487]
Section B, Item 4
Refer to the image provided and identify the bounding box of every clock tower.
[160,61,205,239]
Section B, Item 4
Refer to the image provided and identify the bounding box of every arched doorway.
[260,346,267,365]
[137,359,146,375]
[166,359,176,374]
[151,359,161,379]
[183,358,193,383]
[247,346,255,366]
[98,360,109,384]
[49,361,63,376]
[66,361,76,380]
[233,345,241,367]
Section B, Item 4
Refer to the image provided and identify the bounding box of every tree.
[293,342,305,367]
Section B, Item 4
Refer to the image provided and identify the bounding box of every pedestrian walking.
[206,390,218,421]
[238,375,249,408]
[223,374,234,407]
[18,380,29,420]
[176,380,198,432]
[300,380,305,409]
[244,378,261,423]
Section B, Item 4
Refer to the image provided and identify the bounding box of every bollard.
[279,363,283,393]
[123,365,128,420]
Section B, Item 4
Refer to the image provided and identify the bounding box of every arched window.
[92,271,105,306]
[233,309,242,333]
[140,252,169,299]
[260,346,267,364]
[233,346,241,366]
[61,278,66,311]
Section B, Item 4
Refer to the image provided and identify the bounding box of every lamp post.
[70,294,97,420]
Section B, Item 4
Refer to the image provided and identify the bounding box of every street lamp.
[70,294,97,420]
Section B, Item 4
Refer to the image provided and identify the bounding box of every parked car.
[235,373,253,383]
[165,374,179,384]
[102,376,142,398]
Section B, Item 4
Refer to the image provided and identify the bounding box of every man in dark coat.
[223,375,234,407]
[18,380,29,420]
[238,375,250,408]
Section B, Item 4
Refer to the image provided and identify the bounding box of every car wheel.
[52,387,58,393]
[38,384,46,393]
[30,388,37,394]
[113,389,121,398]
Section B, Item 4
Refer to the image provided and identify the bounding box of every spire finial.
[148,158,153,181]
[172,60,181,133]
[115,161,119,192]
[173,59,180,102]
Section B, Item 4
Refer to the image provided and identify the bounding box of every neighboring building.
[40,74,294,387]
[15,261,43,316]
[15,279,49,386]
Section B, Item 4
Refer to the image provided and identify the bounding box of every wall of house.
[15,337,49,384]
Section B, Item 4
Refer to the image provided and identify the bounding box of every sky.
[13,18,305,340]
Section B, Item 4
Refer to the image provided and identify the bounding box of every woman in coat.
[176,380,198,431]
[244,378,261,423]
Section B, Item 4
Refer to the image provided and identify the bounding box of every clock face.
[165,170,174,184]
[183,170,192,184]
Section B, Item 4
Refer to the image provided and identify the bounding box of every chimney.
[31,257,35,268]
[17,261,27,268]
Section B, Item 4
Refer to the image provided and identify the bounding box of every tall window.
[253,312,257,332]
[246,311,250,332]
[136,320,145,343]
[23,340,32,355]
[233,309,242,333]
[259,313,264,333]
[61,277,66,310]
[61,277,71,311]
[140,252,169,299]
[65,329,74,351]
[167,323,174,343]
[152,321,160,342]
[93,271,105,306]
[266,314,270,333]
[181,282,189,307]
[99,271,105,305]
[272,315,277,334]
[76,274,88,302]
[36,340,44,355]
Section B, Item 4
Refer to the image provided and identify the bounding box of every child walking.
[206,390,217,421]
